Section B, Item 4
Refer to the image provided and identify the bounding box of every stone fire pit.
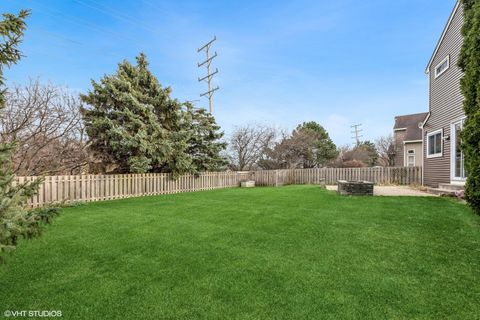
[240,180,255,188]
[337,180,374,196]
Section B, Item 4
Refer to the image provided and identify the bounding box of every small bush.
[342,160,367,168]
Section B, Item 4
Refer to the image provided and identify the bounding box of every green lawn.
[1,186,479,319]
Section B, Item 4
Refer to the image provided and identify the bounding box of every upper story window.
[435,55,450,78]
[427,129,443,158]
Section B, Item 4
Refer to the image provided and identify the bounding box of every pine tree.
[0,10,29,106]
[296,122,338,167]
[81,53,192,176]
[459,0,480,214]
[184,104,227,173]
[0,10,46,254]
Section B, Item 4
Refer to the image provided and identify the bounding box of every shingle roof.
[394,112,429,141]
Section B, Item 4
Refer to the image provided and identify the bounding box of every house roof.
[425,0,461,74]
[394,112,429,141]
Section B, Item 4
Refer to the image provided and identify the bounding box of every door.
[451,119,467,183]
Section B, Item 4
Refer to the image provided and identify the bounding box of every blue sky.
[3,0,457,146]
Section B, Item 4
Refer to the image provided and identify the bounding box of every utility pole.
[351,124,363,146]
[197,36,219,114]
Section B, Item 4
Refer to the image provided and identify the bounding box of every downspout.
[419,113,430,186]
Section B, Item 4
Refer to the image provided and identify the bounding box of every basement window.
[435,55,450,78]
[427,129,443,158]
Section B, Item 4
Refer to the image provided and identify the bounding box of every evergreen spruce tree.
[459,0,480,214]
[0,10,29,105]
[0,10,46,254]
[296,122,338,167]
[81,53,192,176]
[184,103,227,173]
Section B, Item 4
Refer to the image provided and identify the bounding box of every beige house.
[393,113,428,167]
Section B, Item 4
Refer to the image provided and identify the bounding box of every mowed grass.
[1,186,479,320]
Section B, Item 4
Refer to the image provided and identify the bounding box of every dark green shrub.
[459,0,480,214]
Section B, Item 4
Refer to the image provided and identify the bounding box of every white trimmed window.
[406,150,415,167]
[427,129,443,158]
[435,55,450,78]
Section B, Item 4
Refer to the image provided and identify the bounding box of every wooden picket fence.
[16,167,422,207]
[252,167,422,187]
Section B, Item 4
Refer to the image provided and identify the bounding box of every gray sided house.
[393,113,428,167]
[422,0,466,187]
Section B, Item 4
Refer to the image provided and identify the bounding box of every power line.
[351,124,363,146]
[72,0,157,33]
[31,28,122,59]
[23,1,172,70]
[197,36,219,114]
[27,0,149,49]
[27,0,158,47]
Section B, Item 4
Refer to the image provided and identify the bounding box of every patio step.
[426,187,458,197]
[438,183,465,191]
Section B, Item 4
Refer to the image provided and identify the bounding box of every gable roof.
[425,0,461,74]
[394,112,429,141]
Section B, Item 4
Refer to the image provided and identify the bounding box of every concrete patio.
[326,185,436,197]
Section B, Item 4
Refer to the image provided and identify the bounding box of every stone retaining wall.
[337,180,374,196]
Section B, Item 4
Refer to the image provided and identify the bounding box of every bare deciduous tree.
[375,134,396,167]
[227,124,277,171]
[333,145,366,167]
[0,80,91,175]
[334,142,378,168]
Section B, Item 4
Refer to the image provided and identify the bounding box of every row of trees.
[0,56,227,177]
[0,17,394,179]
[227,122,395,171]
[2,77,396,176]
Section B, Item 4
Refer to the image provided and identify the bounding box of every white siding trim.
[426,129,443,159]
[422,127,425,185]
[450,115,467,124]
[419,113,431,128]
[434,55,450,78]
[425,0,461,74]
[450,118,467,183]
[404,146,416,167]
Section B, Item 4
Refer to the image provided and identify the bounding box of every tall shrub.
[81,53,227,176]
[81,53,192,175]
[459,0,480,214]
[0,10,53,255]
